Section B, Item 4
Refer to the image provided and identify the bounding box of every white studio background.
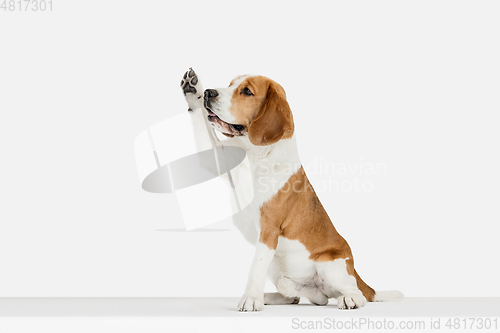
[0,0,499,298]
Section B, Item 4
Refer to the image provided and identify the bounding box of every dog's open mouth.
[206,108,245,135]
[207,109,221,121]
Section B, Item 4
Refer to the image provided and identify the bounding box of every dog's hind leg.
[316,258,375,310]
[264,262,300,305]
[277,277,329,306]
[264,292,300,305]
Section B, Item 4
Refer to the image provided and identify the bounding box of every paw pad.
[180,68,199,95]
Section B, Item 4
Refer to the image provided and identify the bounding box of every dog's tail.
[373,290,404,302]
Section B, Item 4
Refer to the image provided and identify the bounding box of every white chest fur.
[231,135,301,245]
[273,236,317,282]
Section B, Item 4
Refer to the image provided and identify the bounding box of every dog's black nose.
[204,89,219,100]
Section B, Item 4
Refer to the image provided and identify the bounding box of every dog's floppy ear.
[248,82,294,146]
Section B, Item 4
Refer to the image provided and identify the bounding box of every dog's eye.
[241,87,254,96]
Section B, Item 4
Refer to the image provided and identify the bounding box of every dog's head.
[203,75,294,146]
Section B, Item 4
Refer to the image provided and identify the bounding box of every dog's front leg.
[180,68,221,149]
[181,68,244,151]
[238,241,276,312]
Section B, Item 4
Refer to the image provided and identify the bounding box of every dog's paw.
[337,294,366,310]
[180,68,198,94]
[237,295,264,312]
[264,292,300,305]
[180,68,203,111]
[308,292,329,306]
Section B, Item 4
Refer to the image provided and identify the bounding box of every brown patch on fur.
[229,76,294,145]
[259,167,375,302]
[346,258,376,302]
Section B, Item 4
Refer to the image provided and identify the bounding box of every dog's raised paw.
[180,68,204,111]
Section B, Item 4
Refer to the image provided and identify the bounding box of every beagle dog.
[180,68,402,311]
